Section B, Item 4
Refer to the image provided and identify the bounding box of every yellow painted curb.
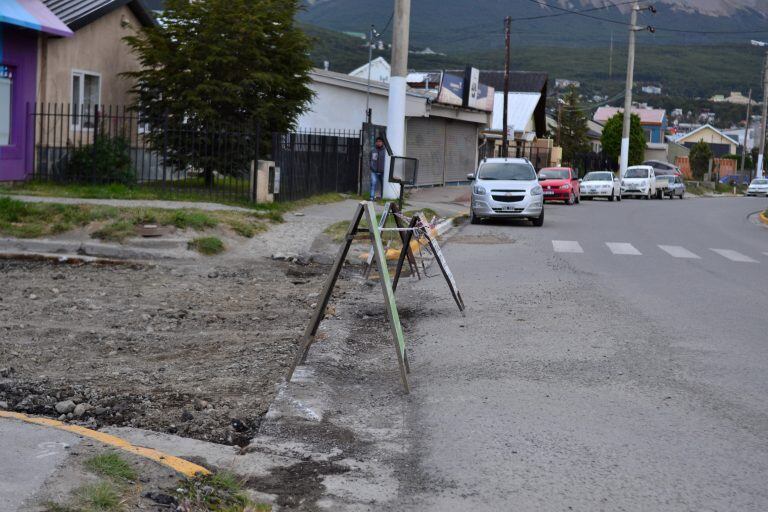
[0,411,209,477]
[760,212,768,226]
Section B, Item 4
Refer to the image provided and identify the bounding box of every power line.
[513,0,636,21]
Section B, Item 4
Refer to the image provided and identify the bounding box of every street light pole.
[752,40,768,179]
[365,25,377,125]
[502,16,511,158]
[740,88,752,177]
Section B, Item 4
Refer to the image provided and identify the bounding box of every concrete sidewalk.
[406,185,470,218]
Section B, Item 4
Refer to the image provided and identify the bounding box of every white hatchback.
[581,171,622,201]
[746,178,768,196]
[622,165,657,199]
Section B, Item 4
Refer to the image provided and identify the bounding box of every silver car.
[467,158,545,226]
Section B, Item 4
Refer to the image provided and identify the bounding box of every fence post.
[92,105,100,182]
[162,112,168,193]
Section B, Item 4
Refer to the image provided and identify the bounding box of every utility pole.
[365,25,376,125]
[740,88,752,177]
[619,2,655,178]
[752,41,768,179]
[384,0,410,199]
[502,16,511,158]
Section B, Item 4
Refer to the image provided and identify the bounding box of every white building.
[348,57,391,84]
[297,68,490,187]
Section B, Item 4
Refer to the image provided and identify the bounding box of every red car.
[538,167,580,205]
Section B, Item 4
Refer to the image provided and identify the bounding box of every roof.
[594,106,666,125]
[310,68,427,99]
[0,0,72,36]
[673,124,740,146]
[491,92,541,133]
[42,0,154,30]
[348,57,390,78]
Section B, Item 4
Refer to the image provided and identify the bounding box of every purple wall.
[0,24,37,181]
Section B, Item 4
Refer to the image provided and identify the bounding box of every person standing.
[370,136,387,201]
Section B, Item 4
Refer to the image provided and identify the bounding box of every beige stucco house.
[673,124,739,157]
[38,0,155,109]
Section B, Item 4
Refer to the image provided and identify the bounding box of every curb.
[0,411,209,477]
[0,237,195,261]
[0,251,151,267]
[760,211,768,226]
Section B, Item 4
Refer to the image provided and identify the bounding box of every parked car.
[580,171,621,201]
[666,174,686,199]
[643,160,681,176]
[538,167,580,205]
[621,165,657,199]
[654,175,682,198]
[746,178,768,196]
[720,174,751,185]
[468,158,545,226]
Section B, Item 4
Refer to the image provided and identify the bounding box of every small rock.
[58,414,67,421]
[55,400,76,414]
[207,271,219,279]
[52,273,65,280]
[193,399,209,411]
[92,407,109,416]
[73,403,89,418]
[180,410,194,422]
[0,401,8,410]
[271,252,288,261]
[296,252,312,266]
[51,288,60,294]
[140,313,151,321]
[311,253,334,265]
[294,212,305,217]
[265,314,278,321]
[144,492,177,506]
[29,294,38,300]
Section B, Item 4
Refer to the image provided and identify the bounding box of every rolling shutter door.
[445,122,478,183]
[406,117,446,186]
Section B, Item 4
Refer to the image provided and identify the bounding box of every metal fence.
[28,103,261,203]
[271,129,362,202]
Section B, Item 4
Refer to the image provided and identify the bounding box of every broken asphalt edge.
[0,411,209,477]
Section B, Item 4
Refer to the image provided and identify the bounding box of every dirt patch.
[0,258,330,446]
[247,460,350,510]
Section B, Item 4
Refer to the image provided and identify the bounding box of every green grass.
[175,472,271,512]
[0,196,269,242]
[189,236,225,255]
[76,482,122,511]
[84,453,137,482]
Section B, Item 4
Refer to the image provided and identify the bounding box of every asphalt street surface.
[396,196,768,511]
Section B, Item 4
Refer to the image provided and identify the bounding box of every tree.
[559,87,589,164]
[123,0,313,183]
[600,113,647,167]
[689,140,714,180]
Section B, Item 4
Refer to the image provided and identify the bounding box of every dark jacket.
[371,146,386,174]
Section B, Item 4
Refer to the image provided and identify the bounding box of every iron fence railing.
[271,129,362,202]
[28,103,261,203]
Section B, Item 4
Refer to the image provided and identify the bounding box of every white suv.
[467,158,544,226]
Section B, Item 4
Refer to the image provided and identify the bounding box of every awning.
[0,0,73,37]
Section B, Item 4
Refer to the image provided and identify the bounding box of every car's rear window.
[539,169,570,180]
[478,163,536,181]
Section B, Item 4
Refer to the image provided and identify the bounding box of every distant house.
[709,91,757,106]
[641,85,662,95]
[555,78,580,89]
[593,106,667,144]
[586,120,603,153]
[348,56,391,84]
[672,124,739,157]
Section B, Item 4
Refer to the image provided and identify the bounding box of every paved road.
[0,418,82,512]
[396,196,768,511]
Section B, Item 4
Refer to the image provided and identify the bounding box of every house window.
[643,128,653,142]
[0,65,13,146]
[72,71,101,128]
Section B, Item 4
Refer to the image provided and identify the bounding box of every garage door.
[445,122,478,183]
[406,117,446,186]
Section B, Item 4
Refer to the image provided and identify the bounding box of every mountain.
[298,0,768,49]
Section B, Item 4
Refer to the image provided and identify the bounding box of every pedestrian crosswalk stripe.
[710,249,758,263]
[658,245,701,259]
[606,242,642,255]
[552,240,584,253]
